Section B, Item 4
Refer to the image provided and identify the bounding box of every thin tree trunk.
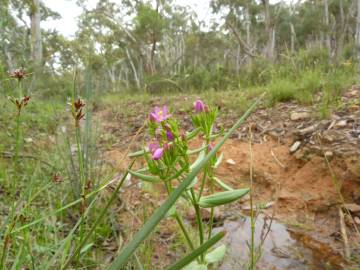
[262,0,274,61]
[125,48,141,89]
[324,0,331,54]
[290,22,296,53]
[30,0,42,71]
[356,0,360,50]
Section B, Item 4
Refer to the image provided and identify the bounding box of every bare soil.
[98,87,360,269]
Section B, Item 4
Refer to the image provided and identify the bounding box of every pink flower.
[152,148,164,160]
[194,100,205,113]
[148,142,164,160]
[166,130,174,141]
[149,106,171,122]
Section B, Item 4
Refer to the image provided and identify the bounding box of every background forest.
[1,0,360,97]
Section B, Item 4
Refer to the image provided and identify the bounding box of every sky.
[43,0,289,38]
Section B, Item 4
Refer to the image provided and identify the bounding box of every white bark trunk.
[30,0,42,68]
[125,48,141,89]
[324,0,331,53]
[356,0,360,47]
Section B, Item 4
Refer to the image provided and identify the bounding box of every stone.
[24,137,33,143]
[335,120,347,128]
[343,203,360,213]
[290,112,311,121]
[325,151,333,159]
[289,141,301,154]
[226,159,236,165]
[354,216,360,225]
[299,125,316,136]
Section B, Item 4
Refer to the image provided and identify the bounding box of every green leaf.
[128,149,146,157]
[80,243,94,255]
[205,244,226,264]
[167,231,225,270]
[190,148,205,170]
[128,169,161,183]
[186,176,198,190]
[106,95,263,269]
[198,189,249,208]
[186,127,201,140]
[184,262,207,270]
[213,152,224,169]
[214,177,234,191]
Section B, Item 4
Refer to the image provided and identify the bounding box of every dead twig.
[270,148,286,169]
[338,207,351,260]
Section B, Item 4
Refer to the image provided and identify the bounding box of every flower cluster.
[9,68,28,81]
[72,98,86,127]
[147,106,176,161]
[8,95,31,115]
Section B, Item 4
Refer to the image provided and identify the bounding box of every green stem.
[164,181,195,251]
[61,162,135,269]
[190,188,205,262]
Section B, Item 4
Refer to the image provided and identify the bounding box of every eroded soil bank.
[99,87,360,269]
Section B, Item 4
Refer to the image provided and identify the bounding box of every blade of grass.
[166,231,225,270]
[61,160,135,269]
[11,173,120,234]
[106,94,264,269]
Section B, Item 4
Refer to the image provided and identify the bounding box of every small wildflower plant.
[126,100,252,269]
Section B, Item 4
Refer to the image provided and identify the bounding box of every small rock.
[289,141,301,154]
[24,137,33,143]
[343,203,360,214]
[335,120,347,128]
[354,216,360,225]
[290,112,311,121]
[226,159,236,165]
[299,125,316,136]
[325,151,333,159]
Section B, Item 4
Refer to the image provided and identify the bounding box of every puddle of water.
[216,215,346,270]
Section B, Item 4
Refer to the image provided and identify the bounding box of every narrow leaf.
[128,169,161,183]
[167,231,225,270]
[214,177,234,191]
[205,244,226,263]
[198,189,249,208]
[213,152,224,169]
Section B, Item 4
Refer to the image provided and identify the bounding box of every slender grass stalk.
[61,161,135,269]
[190,188,204,261]
[11,173,118,234]
[249,126,255,270]
[164,180,195,251]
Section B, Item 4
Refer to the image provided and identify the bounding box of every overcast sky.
[43,0,289,38]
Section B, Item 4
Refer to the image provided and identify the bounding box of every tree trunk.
[324,0,331,54]
[262,0,274,61]
[290,22,296,53]
[30,0,42,71]
[356,0,360,50]
[125,48,141,89]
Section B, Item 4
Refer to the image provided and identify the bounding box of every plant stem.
[190,188,205,262]
[75,124,86,264]
[164,181,195,251]
[249,128,255,270]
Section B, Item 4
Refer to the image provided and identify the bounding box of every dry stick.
[338,207,351,259]
[270,149,285,169]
